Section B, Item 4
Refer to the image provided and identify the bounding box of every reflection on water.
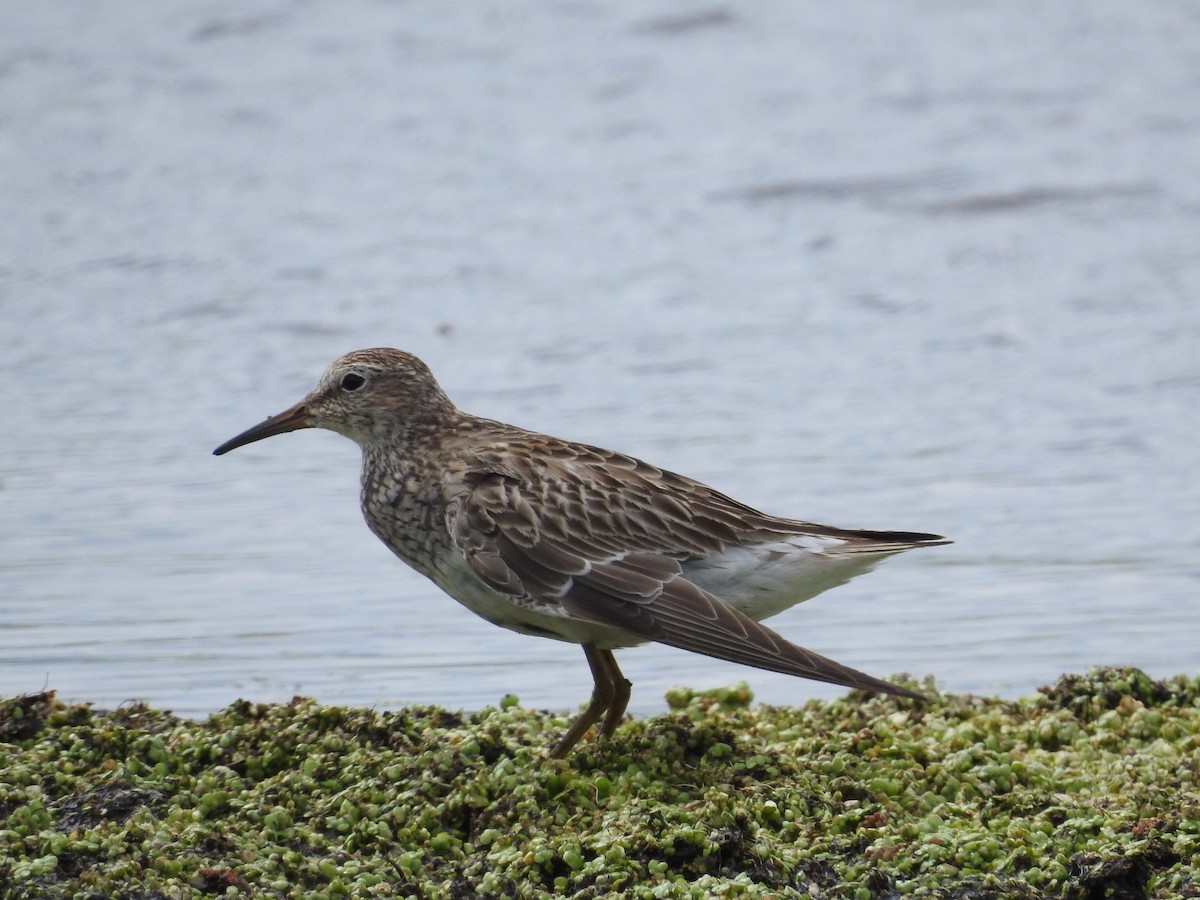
[1,1,1198,718]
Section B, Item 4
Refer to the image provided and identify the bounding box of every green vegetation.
[2,667,1197,898]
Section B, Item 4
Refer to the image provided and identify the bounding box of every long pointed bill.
[213,400,313,455]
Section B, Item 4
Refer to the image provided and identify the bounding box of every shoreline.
[2,667,1197,898]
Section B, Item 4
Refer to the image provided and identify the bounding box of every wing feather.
[448,466,924,699]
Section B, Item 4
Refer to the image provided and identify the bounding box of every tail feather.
[824,528,951,554]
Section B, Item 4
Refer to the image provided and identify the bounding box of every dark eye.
[340,373,366,391]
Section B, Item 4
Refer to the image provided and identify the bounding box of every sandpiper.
[214,349,948,756]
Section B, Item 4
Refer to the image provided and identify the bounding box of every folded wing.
[447,464,923,699]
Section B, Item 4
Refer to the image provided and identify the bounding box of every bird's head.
[214,348,456,455]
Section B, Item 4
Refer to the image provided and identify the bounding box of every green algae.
[1,667,1197,899]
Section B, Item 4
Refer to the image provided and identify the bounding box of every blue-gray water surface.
[2,2,1198,720]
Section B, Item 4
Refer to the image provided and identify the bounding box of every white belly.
[682,538,894,621]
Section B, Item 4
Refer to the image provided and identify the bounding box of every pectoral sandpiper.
[214,348,947,756]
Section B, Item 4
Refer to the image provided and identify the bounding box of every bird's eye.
[340,373,366,391]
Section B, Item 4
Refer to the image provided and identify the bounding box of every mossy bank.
[2,667,1197,899]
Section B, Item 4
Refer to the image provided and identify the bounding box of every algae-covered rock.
[1,667,1197,898]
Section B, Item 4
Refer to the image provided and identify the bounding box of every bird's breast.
[359,464,449,580]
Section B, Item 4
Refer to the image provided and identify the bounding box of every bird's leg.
[598,650,631,738]
[551,644,619,757]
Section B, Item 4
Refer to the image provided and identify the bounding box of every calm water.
[2,2,1198,719]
